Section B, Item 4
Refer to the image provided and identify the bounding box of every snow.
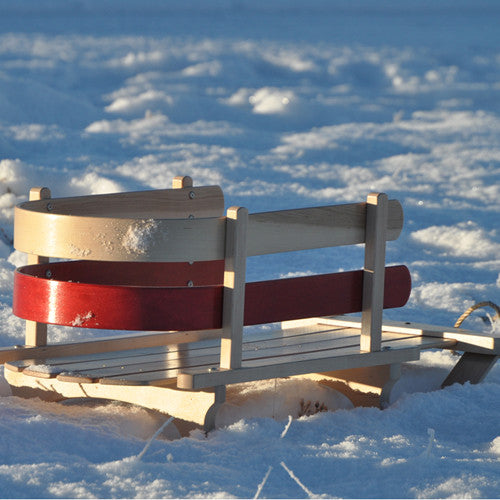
[122,219,160,255]
[0,0,499,497]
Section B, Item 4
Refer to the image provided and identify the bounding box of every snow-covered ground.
[0,0,499,497]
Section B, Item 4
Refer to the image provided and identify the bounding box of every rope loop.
[454,301,500,328]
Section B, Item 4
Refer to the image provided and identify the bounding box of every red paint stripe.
[13,262,411,331]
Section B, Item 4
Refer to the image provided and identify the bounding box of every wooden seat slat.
[20,327,357,381]
[25,328,450,385]
[101,331,457,386]
[178,334,457,389]
[102,334,391,385]
[5,324,340,372]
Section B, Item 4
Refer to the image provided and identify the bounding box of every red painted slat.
[13,262,411,331]
[19,260,225,287]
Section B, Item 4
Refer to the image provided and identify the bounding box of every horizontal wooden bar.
[13,264,411,331]
[14,209,227,262]
[16,185,224,218]
[318,316,500,354]
[7,325,340,376]
[0,329,223,364]
[14,199,403,262]
[6,323,336,373]
[39,330,361,382]
[177,342,421,389]
[247,200,403,255]
[14,259,225,287]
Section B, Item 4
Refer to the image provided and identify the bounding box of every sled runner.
[1,176,498,433]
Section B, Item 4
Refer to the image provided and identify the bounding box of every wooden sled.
[1,176,498,434]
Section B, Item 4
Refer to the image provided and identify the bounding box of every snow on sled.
[1,176,498,435]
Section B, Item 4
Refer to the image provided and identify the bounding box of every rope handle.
[454,301,500,328]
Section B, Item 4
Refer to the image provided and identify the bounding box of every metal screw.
[189,191,195,199]
[210,367,218,372]
[46,202,53,211]
[187,280,194,287]
[45,269,52,279]
[188,214,195,220]
[382,346,392,351]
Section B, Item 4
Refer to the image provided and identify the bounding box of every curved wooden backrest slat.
[14,211,227,262]
[14,197,404,262]
[18,185,224,218]
[18,260,225,287]
[13,263,411,331]
[247,200,403,255]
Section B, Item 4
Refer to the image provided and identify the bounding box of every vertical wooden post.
[360,192,388,352]
[25,187,51,347]
[220,206,248,370]
[172,176,193,189]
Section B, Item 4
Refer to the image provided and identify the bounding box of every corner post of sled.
[220,206,248,370]
[361,192,388,352]
[25,186,52,347]
[172,175,193,189]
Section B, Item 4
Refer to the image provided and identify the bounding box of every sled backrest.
[9,177,408,371]
[14,176,225,347]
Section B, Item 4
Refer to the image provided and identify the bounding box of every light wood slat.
[177,341,422,389]
[12,325,454,384]
[0,328,224,365]
[64,333,361,379]
[28,329,358,381]
[14,209,227,263]
[14,199,403,263]
[97,331,447,385]
[16,185,224,218]
[5,324,341,372]
[318,316,500,353]
[246,199,403,256]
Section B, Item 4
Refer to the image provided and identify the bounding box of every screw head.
[45,269,52,278]
[187,280,194,287]
[46,202,53,211]
[189,191,195,199]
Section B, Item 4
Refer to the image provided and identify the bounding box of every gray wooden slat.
[101,332,443,385]
[58,329,360,381]
[11,325,346,375]
[9,324,340,371]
